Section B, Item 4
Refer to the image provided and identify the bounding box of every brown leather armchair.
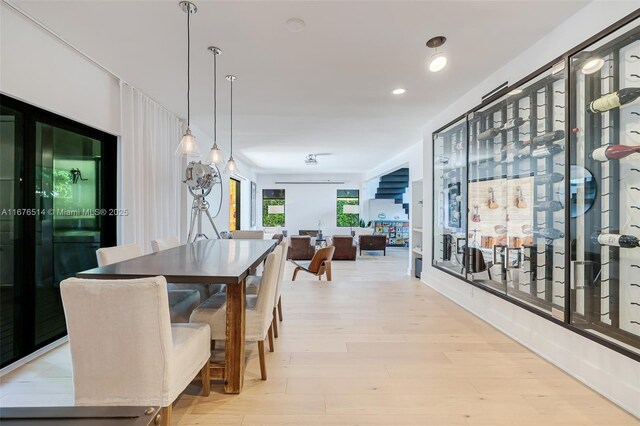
[287,235,315,260]
[359,235,387,256]
[331,235,357,260]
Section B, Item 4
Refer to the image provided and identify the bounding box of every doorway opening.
[229,178,241,231]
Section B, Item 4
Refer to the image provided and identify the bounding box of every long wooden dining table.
[76,238,277,394]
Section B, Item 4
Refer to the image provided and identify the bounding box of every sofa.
[359,234,387,256]
[331,235,357,260]
[287,235,315,260]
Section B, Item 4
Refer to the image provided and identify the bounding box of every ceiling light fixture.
[285,18,306,32]
[175,1,200,157]
[581,57,605,75]
[224,75,238,174]
[206,46,224,165]
[305,154,318,165]
[426,36,447,73]
[392,88,406,95]
[507,88,523,96]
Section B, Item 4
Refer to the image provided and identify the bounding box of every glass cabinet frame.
[430,10,640,361]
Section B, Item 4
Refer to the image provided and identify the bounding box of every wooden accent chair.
[287,235,315,260]
[96,244,200,323]
[331,235,357,260]
[60,276,211,426]
[190,246,283,381]
[291,246,335,281]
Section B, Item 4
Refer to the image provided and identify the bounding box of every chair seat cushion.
[168,290,201,323]
[168,323,210,403]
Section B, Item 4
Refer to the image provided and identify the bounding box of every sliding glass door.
[0,95,117,367]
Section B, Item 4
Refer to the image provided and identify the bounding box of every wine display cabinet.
[431,13,640,359]
[569,19,640,353]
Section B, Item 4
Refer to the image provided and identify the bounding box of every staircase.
[374,168,410,216]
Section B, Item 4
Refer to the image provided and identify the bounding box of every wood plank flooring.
[1,248,637,425]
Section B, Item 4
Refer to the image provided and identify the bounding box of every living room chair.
[359,234,387,256]
[190,245,283,381]
[60,276,211,426]
[232,230,265,239]
[287,235,315,260]
[96,244,201,323]
[151,236,224,301]
[291,246,335,281]
[331,235,357,260]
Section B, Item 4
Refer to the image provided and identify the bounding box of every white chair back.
[96,243,143,267]
[60,276,173,406]
[253,245,282,335]
[151,236,180,253]
[274,240,288,305]
[232,230,265,239]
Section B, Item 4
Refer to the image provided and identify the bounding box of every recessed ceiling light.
[426,36,447,73]
[507,88,523,96]
[285,18,306,32]
[392,88,406,95]
[581,57,604,74]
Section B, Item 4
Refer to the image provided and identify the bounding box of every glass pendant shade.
[224,157,238,174]
[207,144,223,164]
[175,128,200,157]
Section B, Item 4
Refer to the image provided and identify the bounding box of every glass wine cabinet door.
[465,63,567,317]
[569,18,640,354]
[432,117,467,277]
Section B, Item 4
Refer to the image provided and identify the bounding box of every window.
[337,189,359,227]
[262,189,285,226]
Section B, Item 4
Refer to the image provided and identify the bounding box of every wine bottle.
[535,201,563,212]
[502,117,526,131]
[477,127,501,141]
[587,88,640,113]
[592,233,639,248]
[535,228,564,239]
[532,130,564,145]
[532,144,564,158]
[589,145,640,162]
[535,173,564,185]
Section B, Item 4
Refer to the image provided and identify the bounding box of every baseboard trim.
[0,336,68,377]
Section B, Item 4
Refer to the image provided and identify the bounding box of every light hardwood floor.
[1,248,637,425]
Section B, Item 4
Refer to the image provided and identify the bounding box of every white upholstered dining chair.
[60,276,211,426]
[189,245,283,380]
[150,236,224,301]
[96,244,201,323]
[247,240,288,339]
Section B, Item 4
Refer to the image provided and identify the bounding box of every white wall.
[421,2,640,417]
[364,141,423,183]
[256,173,364,237]
[0,3,120,135]
[368,199,408,222]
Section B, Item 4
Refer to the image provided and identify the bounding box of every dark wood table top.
[76,239,276,284]
[0,406,160,425]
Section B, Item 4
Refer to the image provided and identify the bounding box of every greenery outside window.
[337,189,359,227]
[262,189,285,226]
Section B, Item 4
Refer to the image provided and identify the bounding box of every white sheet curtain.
[119,82,184,251]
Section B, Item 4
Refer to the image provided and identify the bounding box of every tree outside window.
[262,189,285,226]
[337,189,359,227]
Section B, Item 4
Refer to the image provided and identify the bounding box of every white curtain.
[119,82,184,251]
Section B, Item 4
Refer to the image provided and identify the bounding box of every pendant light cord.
[187,9,191,127]
[213,51,217,143]
[230,78,233,156]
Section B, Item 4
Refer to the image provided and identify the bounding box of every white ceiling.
[14,0,590,173]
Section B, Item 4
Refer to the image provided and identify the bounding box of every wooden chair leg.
[200,360,210,396]
[268,324,275,352]
[292,267,300,281]
[272,308,278,338]
[257,340,267,380]
[325,261,332,281]
[159,405,172,426]
[277,296,283,321]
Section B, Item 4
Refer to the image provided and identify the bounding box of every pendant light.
[175,1,200,157]
[426,36,447,73]
[224,75,238,174]
[206,46,224,164]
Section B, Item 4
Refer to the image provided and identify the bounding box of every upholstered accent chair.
[291,246,335,281]
[359,235,387,256]
[190,245,283,380]
[151,236,224,302]
[60,276,211,426]
[331,235,357,260]
[95,244,201,323]
[232,230,265,239]
[287,235,315,260]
